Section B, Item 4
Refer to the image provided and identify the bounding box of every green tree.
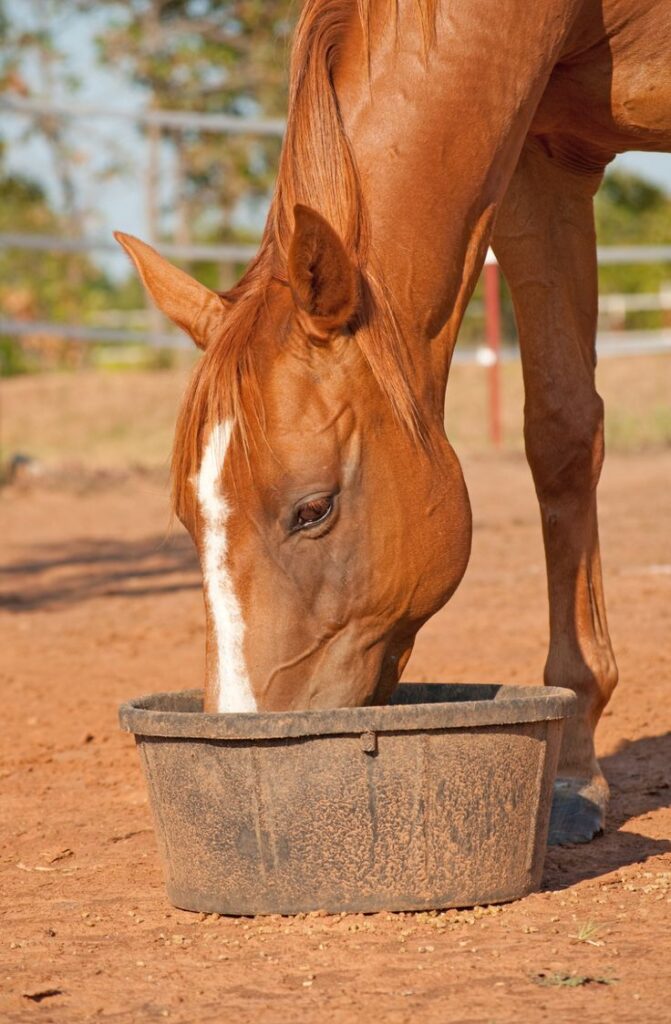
[0,148,137,374]
[1,0,86,230]
[596,169,671,298]
[87,0,292,253]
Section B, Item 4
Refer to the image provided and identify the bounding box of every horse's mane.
[172,0,436,521]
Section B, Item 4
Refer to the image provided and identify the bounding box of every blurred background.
[0,0,669,477]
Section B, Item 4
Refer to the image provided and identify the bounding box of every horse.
[115,0,671,845]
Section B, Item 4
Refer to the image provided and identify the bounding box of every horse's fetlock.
[544,639,617,723]
[598,648,619,702]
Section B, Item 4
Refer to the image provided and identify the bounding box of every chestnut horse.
[116,0,671,844]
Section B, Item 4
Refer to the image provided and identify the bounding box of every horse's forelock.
[172,0,432,522]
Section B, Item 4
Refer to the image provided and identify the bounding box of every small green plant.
[0,336,30,377]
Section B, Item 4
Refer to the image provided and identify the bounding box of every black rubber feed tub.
[119,683,576,916]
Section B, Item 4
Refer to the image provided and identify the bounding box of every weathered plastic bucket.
[119,683,575,915]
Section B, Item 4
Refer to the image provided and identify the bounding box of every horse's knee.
[524,390,604,505]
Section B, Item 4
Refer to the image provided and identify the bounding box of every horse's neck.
[335,0,580,395]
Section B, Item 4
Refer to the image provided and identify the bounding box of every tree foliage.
[87,0,293,243]
[0,0,669,364]
[0,147,139,374]
[595,169,671,314]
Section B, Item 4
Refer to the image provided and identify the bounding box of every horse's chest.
[609,53,671,140]
[532,46,671,155]
[530,0,671,154]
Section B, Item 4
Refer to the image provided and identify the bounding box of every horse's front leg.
[492,138,618,845]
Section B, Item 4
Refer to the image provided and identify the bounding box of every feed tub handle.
[360,731,377,755]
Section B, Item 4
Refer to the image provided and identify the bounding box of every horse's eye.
[293,495,333,530]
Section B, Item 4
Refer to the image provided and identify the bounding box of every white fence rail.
[599,289,671,315]
[0,231,258,264]
[2,230,670,269]
[1,95,286,136]
[1,232,670,356]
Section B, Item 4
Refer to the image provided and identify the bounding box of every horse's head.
[116,206,471,711]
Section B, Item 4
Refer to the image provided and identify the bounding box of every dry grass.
[1,352,669,469]
[445,353,671,454]
[1,363,195,468]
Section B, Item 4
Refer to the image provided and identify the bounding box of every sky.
[615,151,671,192]
[3,0,670,280]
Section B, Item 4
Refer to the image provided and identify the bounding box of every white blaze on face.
[196,421,256,713]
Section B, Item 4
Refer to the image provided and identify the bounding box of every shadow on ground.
[0,534,200,610]
[544,730,671,889]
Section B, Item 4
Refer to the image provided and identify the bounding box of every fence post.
[484,249,502,447]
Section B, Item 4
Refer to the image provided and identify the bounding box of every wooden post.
[484,249,502,447]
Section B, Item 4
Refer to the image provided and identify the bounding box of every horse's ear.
[114,232,226,350]
[288,204,356,332]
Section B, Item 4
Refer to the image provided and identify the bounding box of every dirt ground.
[1,369,670,1022]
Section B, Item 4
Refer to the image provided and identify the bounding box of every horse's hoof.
[548,776,607,846]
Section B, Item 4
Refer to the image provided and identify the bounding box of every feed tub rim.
[119,682,576,741]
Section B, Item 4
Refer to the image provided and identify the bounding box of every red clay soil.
[1,452,670,1023]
